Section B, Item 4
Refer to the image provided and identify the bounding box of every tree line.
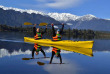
[1,24,110,39]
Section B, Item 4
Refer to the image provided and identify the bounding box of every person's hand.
[62,23,64,25]
[46,25,47,28]
[51,23,54,26]
[34,24,37,27]
[55,54,58,57]
[32,57,35,59]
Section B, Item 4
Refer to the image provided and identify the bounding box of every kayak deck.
[24,37,94,49]
[24,37,94,57]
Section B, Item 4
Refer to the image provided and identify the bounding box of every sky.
[0,0,110,19]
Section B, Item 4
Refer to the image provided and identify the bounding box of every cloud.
[0,48,72,58]
[35,0,85,9]
[43,58,82,74]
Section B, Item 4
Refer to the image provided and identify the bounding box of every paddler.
[32,24,47,58]
[50,23,64,64]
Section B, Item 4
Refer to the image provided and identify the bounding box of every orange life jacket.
[34,32,42,40]
[53,34,62,41]
[34,32,42,51]
[52,47,61,54]
[52,34,61,53]
[34,43,41,52]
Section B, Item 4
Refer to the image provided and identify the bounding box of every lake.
[0,32,110,74]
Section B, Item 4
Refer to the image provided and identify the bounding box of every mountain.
[48,13,110,31]
[0,5,110,31]
[48,13,97,22]
[0,6,60,27]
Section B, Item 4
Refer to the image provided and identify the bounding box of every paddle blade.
[22,58,31,60]
[39,23,48,26]
[24,22,33,25]
[37,61,45,66]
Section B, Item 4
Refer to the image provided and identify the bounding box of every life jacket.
[34,32,42,40]
[53,34,62,41]
[52,34,62,53]
[34,43,41,52]
[52,47,61,54]
[34,32,42,52]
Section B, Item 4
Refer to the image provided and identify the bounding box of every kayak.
[24,37,94,49]
[24,37,94,57]
[51,44,93,57]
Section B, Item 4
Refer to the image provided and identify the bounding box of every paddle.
[39,23,48,26]
[24,22,48,26]
[22,57,50,60]
[37,61,66,66]
[24,22,33,25]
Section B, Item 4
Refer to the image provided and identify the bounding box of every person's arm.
[59,54,62,64]
[51,23,56,37]
[40,48,46,57]
[32,48,35,58]
[50,51,55,64]
[33,24,37,36]
[41,25,47,35]
[60,23,64,34]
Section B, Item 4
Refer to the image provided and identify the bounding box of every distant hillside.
[66,18,110,31]
[0,8,60,27]
[0,5,110,31]
[49,13,110,31]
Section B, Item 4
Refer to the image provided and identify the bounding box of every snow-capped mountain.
[0,48,72,58]
[48,13,80,22]
[0,5,46,16]
[0,5,60,27]
[77,14,97,21]
[0,5,97,22]
[105,19,110,21]
[48,13,110,31]
[48,13,97,22]
[0,5,110,31]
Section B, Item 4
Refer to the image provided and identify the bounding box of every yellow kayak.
[24,37,94,57]
[52,45,93,57]
[24,37,94,49]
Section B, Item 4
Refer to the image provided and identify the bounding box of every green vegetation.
[0,24,110,39]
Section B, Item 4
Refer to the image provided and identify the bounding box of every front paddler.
[50,23,64,64]
[32,24,47,58]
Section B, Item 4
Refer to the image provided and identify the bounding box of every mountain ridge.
[0,5,110,31]
[0,5,99,22]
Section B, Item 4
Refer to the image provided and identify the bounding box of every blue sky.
[0,0,110,19]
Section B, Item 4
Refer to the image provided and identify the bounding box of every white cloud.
[36,0,85,9]
[0,48,72,58]
[43,58,82,74]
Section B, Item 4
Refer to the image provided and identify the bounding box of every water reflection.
[22,57,50,60]
[0,32,110,74]
[0,48,72,58]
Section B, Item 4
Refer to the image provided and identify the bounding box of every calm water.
[0,32,110,74]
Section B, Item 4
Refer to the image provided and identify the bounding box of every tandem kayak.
[24,37,94,49]
[24,37,94,57]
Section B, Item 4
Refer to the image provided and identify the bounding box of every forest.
[0,24,110,39]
